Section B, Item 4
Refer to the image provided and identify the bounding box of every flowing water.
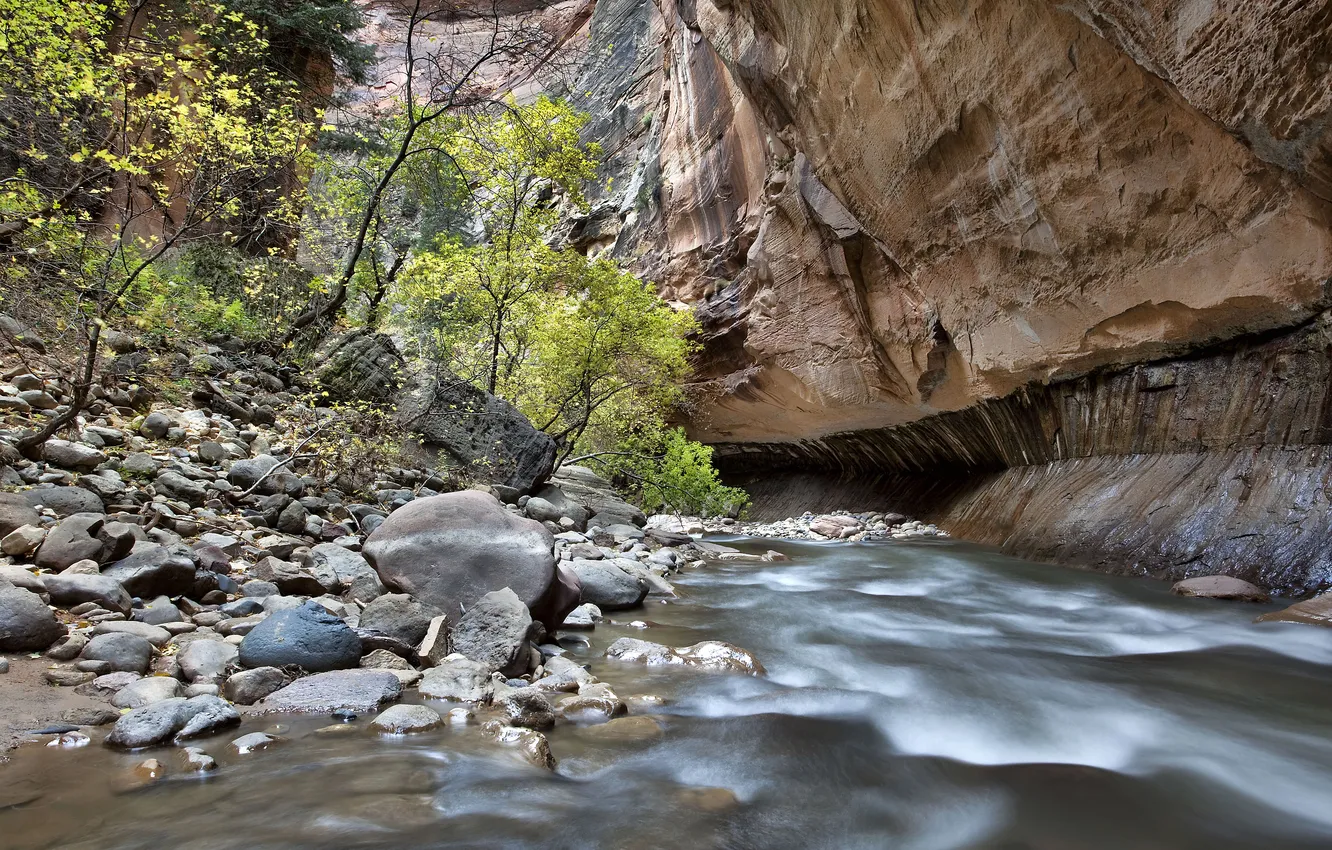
[5,537,1332,849]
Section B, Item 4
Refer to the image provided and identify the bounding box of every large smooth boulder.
[395,374,555,493]
[238,601,362,672]
[43,573,133,615]
[41,439,106,471]
[1256,593,1332,627]
[105,695,241,748]
[363,492,572,630]
[451,588,533,678]
[101,546,196,598]
[111,676,183,709]
[222,667,286,705]
[257,669,402,713]
[357,593,439,646]
[0,584,64,650]
[569,559,648,611]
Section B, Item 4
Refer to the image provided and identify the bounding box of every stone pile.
[648,511,948,542]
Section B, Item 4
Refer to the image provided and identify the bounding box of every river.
[4,537,1332,849]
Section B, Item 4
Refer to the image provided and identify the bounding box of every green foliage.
[215,0,375,85]
[292,397,411,498]
[611,428,750,518]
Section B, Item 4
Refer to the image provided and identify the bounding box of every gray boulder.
[357,593,439,646]
[177,639,239,683]
[133,595,183,625]
[569,559,648,611]
[0,585,64,650]
[226,454,280,491]
[530,485,589,528]
[43,573,133,614]
[102,545,196,598]
[34,513,107,571]
[497,687,555,730]
[111,676,183,709]
[105,695,240,748]
[81,632,153,673]
[306,543,384,601]
[451,587,534,678]
[42,439,106,471]
[258,669,402,713]
[250,556,327,596]
[551,466,646,527]
[0,493,41,537]
[363,491,575,631]
[20,486,105,517]
[417,655,493,703]
[155,471,206,506]
[222,667,286,705]
[315,329,404,403]
[370,704,442,734]
[1172,576,1270,602]
[395,373,555,493]
[238,601,362,672]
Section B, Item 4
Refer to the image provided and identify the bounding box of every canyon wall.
[563,0,1332,592]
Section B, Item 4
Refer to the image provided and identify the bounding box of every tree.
[0,0,314,452]
[283,0,583,344]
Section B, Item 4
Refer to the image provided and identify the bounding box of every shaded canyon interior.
[527,0,1332,592]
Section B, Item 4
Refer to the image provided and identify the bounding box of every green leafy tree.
[0,0,313,451]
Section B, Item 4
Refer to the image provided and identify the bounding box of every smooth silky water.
[4,537,1332,849]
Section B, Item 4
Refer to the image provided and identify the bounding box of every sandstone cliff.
[557,0,1332,591]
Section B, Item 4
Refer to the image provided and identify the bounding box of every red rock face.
[672,0,1332,444]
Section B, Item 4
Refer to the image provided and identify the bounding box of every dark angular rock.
[43,573,133,615]
[238,601,362,672]
[395,373,555,493]
[451,587,534,678]
[20,486,104,517]
[102,546,196,598]
[34,513,107,571]
[497,687,556,730]
[357,593,439,646]
[569,559,648,611]
[315,329,404,403]
[0,585,64,650]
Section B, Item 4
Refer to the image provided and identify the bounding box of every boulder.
[550,466,646,527]
[0,493,41,537]
[531,563,581,631]
[35,513,107,571]
[450,587,534,678]
[1172,576,1270,602]
[417,615,450,667]
[154,471,206,506]
[20,486,104,517]
[0,564,45,593]
[92,620,172,647]
[395,373,555,493]
[222,667,286,705]
[43,573,133,615]
[0,585,64,650]
[250,556,326,596]
[177,639,239,683]
[1256,593,1332,627]
[305,543,384,601]
[497,687,555,730]
[569,559,648,611]
[101,546,196,598]
[134,595,183,625]
[257,669,402,713]
[238,601,362,672]
[226,454,280,491]
[104,695,241,748]
[42,439,106,471]
[363,491,570,630]
[417,655,493,702]
[480,720,556,770]
[605,638,766,675]
[315,329,404,403]
[370,704,442,734]
[81,632,154,673]
[111,676,183,709]
[2,524,46,557]
[357,593,439,646]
